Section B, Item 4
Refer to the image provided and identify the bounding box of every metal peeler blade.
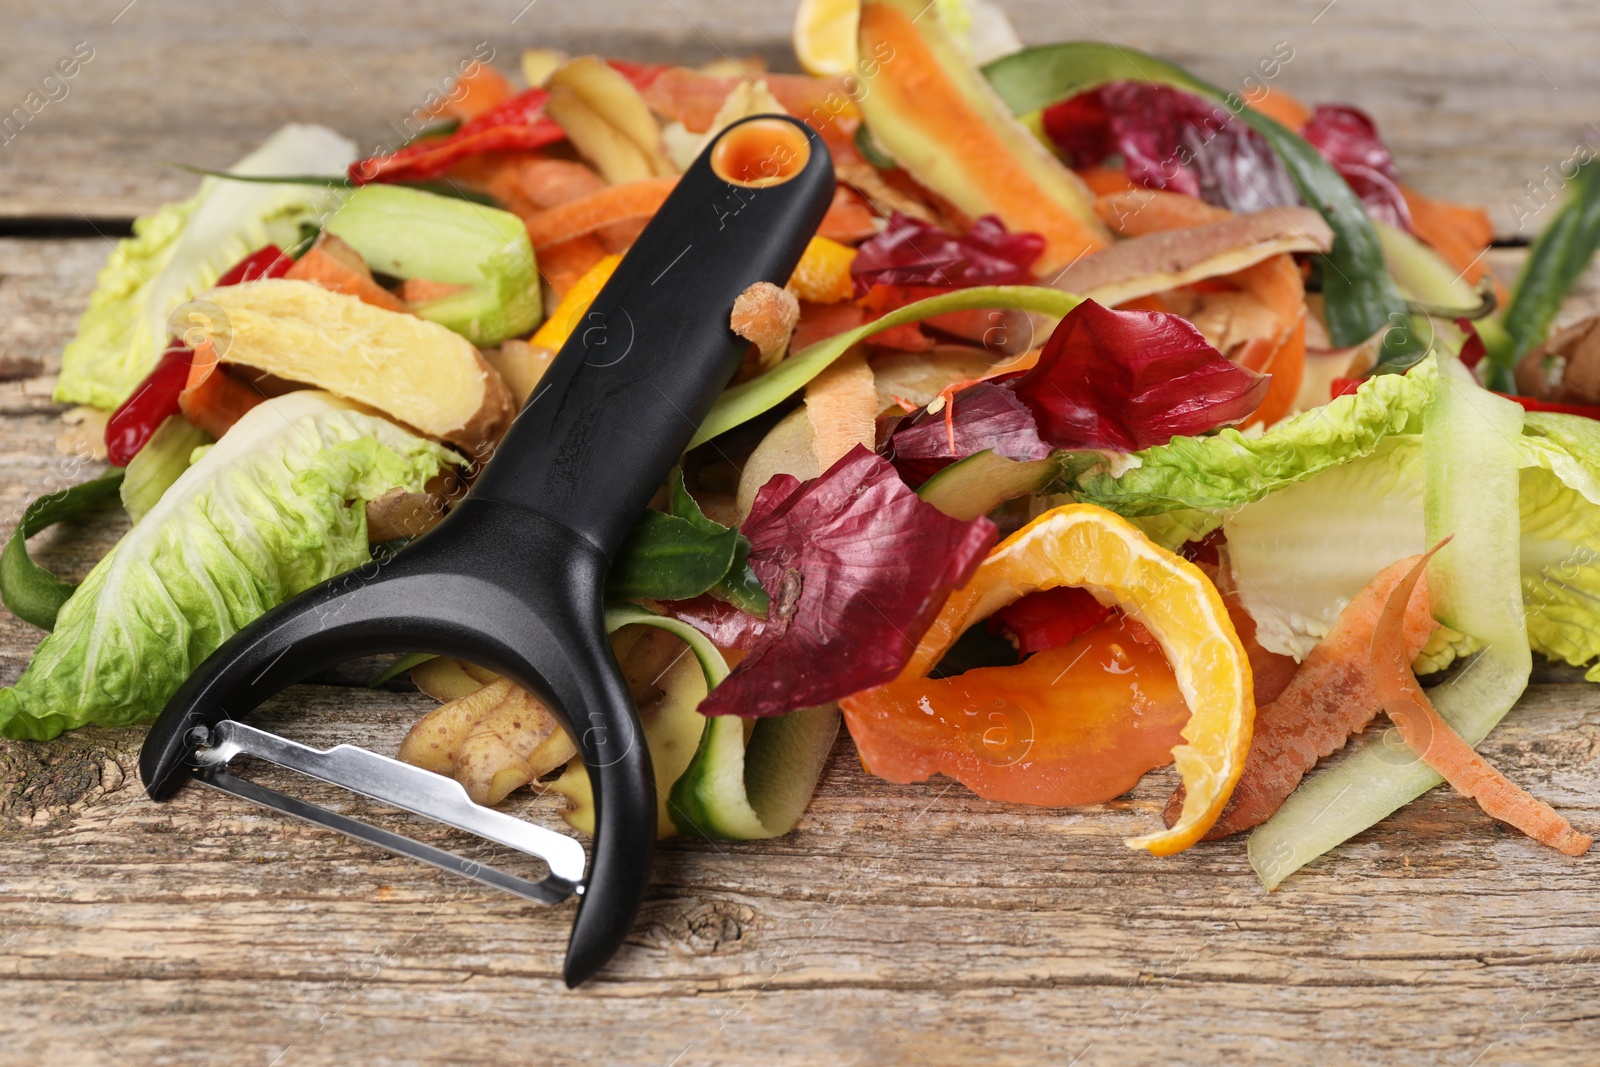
[189,719,584,903]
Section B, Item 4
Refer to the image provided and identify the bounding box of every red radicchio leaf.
[886,382,1051,484]
[1009,299,1270,452]
[694,446,998,718]
[1298,104,1412,231]
[1040,90,1116,174]
[987,585,1113,657]
[659,594,771,650]
[850,213,1044,298]
[1041,83,1296,214]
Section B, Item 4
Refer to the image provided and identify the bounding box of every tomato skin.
[845,615,1192,806]
[987,584,1112,656]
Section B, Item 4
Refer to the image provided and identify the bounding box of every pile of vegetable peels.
[4,0,1600,886]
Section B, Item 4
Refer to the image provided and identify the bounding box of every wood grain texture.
[3,243,1600,1063]
[2,685,1599,1067]
[1,0,1597,236]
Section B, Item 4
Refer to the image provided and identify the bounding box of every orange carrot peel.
[523,176,677,251]
[177,338,265,439]
[1373,544,1592,857]
[1168,554,1438,838]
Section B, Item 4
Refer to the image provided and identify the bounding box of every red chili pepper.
[349,87,566,185]
[104,343,193,466]
[1331,376,1600,420]
[1496,395,1600,418]
[104,244,291,465]
[1454,316,1487,370]
[215,243,293,286]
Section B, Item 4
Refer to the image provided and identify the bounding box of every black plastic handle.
[139,500,649,985]
[140,115,835,987]
[473,114,836,552]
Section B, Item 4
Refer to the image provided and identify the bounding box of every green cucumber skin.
[670,707,842,841]
[917,450,1063,521]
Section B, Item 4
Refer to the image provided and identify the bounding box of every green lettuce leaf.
[1223,435,1427,658]
[1518,413,1600,678]
[1523,411,1600,493]
[0,392,457,740]
[1217,405,1600,678]
[56,124,356,410]
[1069,358,1437,516]
[120,415,209,524]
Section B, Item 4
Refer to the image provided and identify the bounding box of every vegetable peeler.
[140,115,834,986]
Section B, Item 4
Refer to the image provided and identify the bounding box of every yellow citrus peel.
[882,503,1254,855]
[786,236,857,304]
[532,253,621,350]
[793,0,860,78]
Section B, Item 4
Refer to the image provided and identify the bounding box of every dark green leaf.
[1,470,125,631]
[668,466,725,534]
[981,43,1409,349]
[713,535,770,618]
[609,511,741,601]
[669,469,771,616]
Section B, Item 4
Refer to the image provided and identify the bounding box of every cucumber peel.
[1247,354,1529,888]
[323,183,541,346]
[603,603,731,686]
[916,449,1065,520]
[553,641,713,837]
[669,704,841,840]
[553,605,840,841]
[692,285,1082,447]
[1496,159,1600,369]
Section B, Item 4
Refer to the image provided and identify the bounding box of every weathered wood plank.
[1,0,1596,236]
[5,239,1600,1066]
[2,683,1599,1066]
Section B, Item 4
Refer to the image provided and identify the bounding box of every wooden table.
[3,3,1600,1064]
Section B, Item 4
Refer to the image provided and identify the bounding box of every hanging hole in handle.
[710,118,812,188]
